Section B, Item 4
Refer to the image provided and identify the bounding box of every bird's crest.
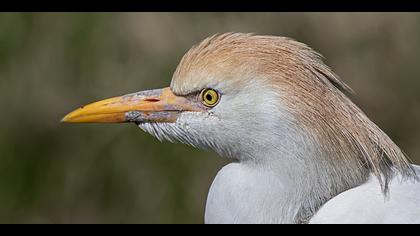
[172,32,417,192]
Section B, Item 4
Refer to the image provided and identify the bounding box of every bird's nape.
[62,32,420,224]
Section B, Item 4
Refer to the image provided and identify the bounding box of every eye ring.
[200,88,220,107]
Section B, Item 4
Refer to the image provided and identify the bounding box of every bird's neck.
[236,129,370,223]
[206,155,368,224]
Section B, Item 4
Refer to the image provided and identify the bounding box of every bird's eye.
[200,89,220,107]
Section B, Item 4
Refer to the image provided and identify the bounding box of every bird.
[62,32,420,224]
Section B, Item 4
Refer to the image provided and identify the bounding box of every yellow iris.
[201,89,220,107]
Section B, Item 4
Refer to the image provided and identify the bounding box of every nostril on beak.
[144,98,160,102]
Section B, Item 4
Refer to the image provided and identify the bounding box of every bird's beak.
[61,87,199,124]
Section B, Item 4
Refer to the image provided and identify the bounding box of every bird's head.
[62,33,415,187]
[62,33,296,160]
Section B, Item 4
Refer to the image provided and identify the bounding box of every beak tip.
[60,114,72,123]
[61,109,79,123]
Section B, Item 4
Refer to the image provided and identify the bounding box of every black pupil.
[206,93,213,101]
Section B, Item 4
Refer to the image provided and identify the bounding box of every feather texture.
[171,33,417,192]
[138,33,419,223]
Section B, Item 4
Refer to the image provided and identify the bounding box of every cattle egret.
[62,33,420,224]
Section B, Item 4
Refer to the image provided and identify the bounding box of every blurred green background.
[0,12,419,223]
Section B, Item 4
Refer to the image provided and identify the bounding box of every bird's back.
[310,165,420,224]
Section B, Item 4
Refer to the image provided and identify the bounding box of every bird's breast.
[204,163,295,224]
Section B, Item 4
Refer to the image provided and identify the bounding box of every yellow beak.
[61,87,199,124]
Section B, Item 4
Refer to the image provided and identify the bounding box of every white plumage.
[63,33,420,224]
[206,163,420,224]
[311,165,420,224]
